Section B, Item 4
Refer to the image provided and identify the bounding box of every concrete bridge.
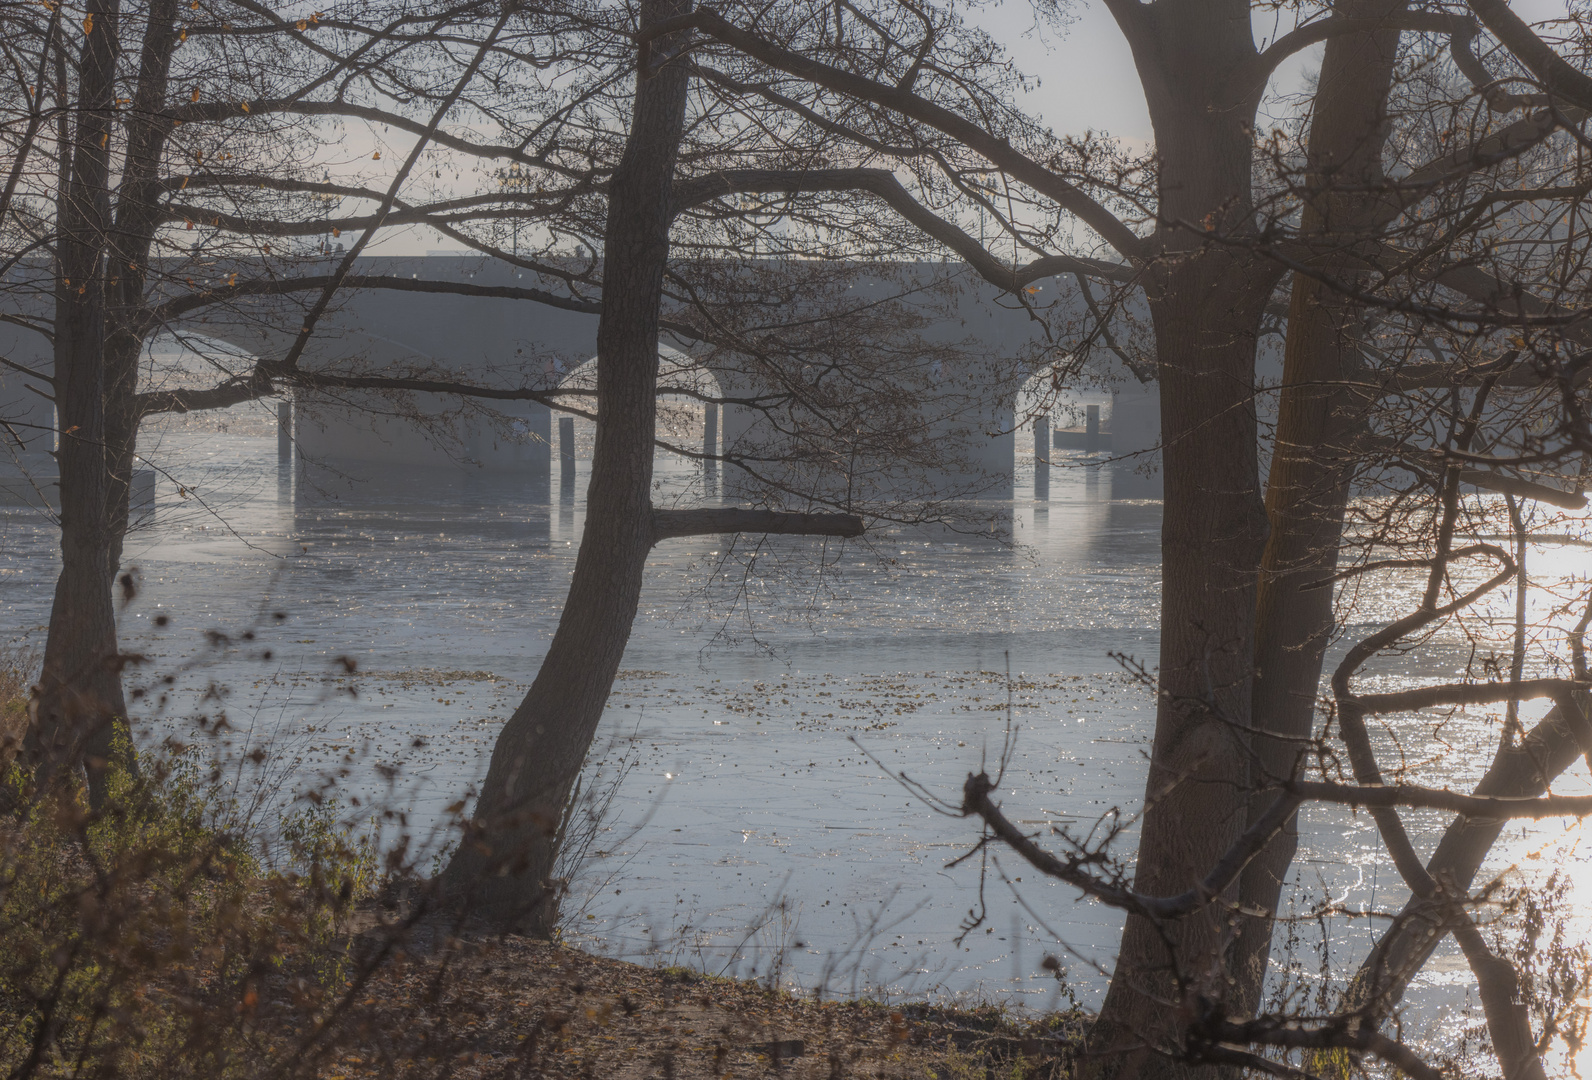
[0,256,1161,505]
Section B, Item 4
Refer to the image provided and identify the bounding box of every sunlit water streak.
[2,418,1589,1062]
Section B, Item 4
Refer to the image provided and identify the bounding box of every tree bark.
[1232,0,1404,1012]
[1086,3,1277,1074]
[440,0,692,932]
[106,0,180,582]
[29,0,131,803]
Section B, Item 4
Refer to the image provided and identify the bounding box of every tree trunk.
[1086,5,1277,1073]
[106,0,180,582]
[1232,3,1404,1012]
[1086,252,1272,1080]
[29,0,130,804]
[440,0,690,933]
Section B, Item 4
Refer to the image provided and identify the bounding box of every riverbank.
[326,928,1087,1079]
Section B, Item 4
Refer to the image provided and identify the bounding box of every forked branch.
[961,771,1303,921]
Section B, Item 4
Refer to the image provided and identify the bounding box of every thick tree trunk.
[29,0,130,803]
[31,0,177,803]
[440,0,690,933]
[1086,5,1276,1072]
[1232,4,1404,1011]
[1086,250,1272,1080]
[105,0,179,582]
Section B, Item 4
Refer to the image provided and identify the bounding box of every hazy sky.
[970,0,1574,144]
[381,0,1575,254]
[972,1,1155,142]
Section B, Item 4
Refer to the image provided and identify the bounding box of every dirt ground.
[303,931,1084,1080]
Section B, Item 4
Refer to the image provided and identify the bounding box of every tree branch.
[148,272,601,325]
[1207,1016,1444,1080]
[171,98,593,183]
[650,507,864,543]
[1353,676,1588,717]
[1451,908,1551,1080]
[1465,0,1592,112]
[673,167,1135,288]
[1287,778,1592,819]
[1247,11,1477,94]
[961,771,1303,920]
[1346,701,1586,1019]
[0,313,54,344]
[644,9,1145,259]
[0,354,55,386]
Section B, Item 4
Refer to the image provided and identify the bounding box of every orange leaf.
[240,101,249,112]
[372,151,381,160]
[331,227,340,237]
[185,219,194,230]
[82,13,91,32]
[62,425,79,435]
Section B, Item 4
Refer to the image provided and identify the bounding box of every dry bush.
[0,739,381,1079]
[0,735,1089,1079]
[0,645,36,759]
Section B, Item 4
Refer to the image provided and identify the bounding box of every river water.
[2,413,1589,1062]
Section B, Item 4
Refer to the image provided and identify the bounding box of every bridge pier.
[1034,414,1049,500]
[558,415,576,498]
[1109,383,1161,498]
[277,399,293,463]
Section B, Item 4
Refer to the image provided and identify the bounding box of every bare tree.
[3,0,1027,853]
[609,3,1592,1075]
[0,0,579,795]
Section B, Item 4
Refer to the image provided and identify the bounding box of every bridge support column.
[703,403,718,485]
[559,415,576,497]
[528,403,551,480]
[1110,383,1162,498]
[277,398,293,463]
[720,402,759,499]
[1034,414,1049,501]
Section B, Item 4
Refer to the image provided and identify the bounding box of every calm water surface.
[2,420,1588,1055]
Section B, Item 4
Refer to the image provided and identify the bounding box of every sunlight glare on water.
[2,408,1591,1029]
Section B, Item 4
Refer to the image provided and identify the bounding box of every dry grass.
[0,648,1084,1077]
[0,736,1083,1078]
[0,643,33,754]
[294,927,1085,1080]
